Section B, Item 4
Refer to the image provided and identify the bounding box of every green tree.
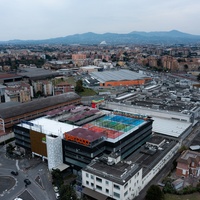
[75,80,84,93]
[59,185,77,200]
[145,185,164,200]
[197,73,200,81]
[51,169,64,187]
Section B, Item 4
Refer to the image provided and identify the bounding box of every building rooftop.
[128,137,178,177]
[19,117,77,138]
[17,67,59,80]
[83,135,177,183]
[0,92,80,119]
[90,69,148,83]
[0,73,22,80]
[82,113,147,142]
[152,117,192,138]
[0,101,21,109]
[84,156,141,185]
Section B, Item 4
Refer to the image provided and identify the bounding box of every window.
[106,189,109,193]
[124,191,128,196]
[86,173,89,178]
[86,181,89,185]
[96,177,102,183]
[96,185,102,191]
[106,180,109,185]
[114,192,120,198]
[114,184,120,190]
[182,169,186,175]
[124,183,128,189]
[91,175,94,179]
[91,183,94,187]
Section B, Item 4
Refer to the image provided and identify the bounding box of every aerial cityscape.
[0,1,200,200]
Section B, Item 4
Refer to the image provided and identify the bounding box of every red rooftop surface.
[65,128,106,143]
[0,73,21,79]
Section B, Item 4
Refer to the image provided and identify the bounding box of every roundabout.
[0,175,16,195]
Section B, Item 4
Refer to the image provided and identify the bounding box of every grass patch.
[165,193,200,200]
[66,76,76,86]
[78,88,97,96]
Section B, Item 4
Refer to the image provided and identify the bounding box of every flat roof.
[53,163,70,171]
[127,136,178,177]
[83,136,178,182]
[65,127,105,142]
[84,157,140,185]
[152,117,192,138]
[19,117,77,138]
[80,65,101,69]
[91,69,148,83]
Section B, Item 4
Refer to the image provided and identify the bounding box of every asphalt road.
[0,144,57,200]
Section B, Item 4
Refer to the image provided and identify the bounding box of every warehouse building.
[90,69,151,87]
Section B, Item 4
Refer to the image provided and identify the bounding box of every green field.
[78,88,97,96]
[165,193,200,200]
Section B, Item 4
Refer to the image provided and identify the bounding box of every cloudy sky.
[0,0,199,41]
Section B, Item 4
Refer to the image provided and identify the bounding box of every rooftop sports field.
[83,114,145,139]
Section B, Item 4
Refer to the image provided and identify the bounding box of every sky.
[0,0,200,41]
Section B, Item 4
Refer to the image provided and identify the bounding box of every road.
[0,144,56,200]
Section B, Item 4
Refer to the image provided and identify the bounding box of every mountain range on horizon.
[1,30,200,45]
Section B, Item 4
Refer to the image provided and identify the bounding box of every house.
[176,150,200,177]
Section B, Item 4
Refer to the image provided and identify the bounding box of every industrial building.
[0,92,81,132]
[90,69,151,87]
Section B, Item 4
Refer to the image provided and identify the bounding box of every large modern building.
[13,107,153,173]
[12,105,183,200]
[62,110,153,171]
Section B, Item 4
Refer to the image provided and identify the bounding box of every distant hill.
[0,30,200,45]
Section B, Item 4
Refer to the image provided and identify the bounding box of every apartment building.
[82,136,180,200]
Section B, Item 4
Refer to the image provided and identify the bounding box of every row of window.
[85,181,121,199]
[85,173,121,190]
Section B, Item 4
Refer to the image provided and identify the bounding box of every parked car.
[11,171,18,176]
[55,192,60,199]
[24,179,31,185]
[53,186,59,193]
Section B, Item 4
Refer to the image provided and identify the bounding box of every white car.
[53,186,59,193]
[55,192,60,199]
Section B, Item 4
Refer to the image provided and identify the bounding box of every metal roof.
[0,92,80,119]
[17,68,59,79]
[90,69,148,83]
[152,117,192,138]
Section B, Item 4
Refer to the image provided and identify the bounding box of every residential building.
[176,150,200,177]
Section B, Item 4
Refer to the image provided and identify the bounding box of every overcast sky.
[0,0,199,41]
